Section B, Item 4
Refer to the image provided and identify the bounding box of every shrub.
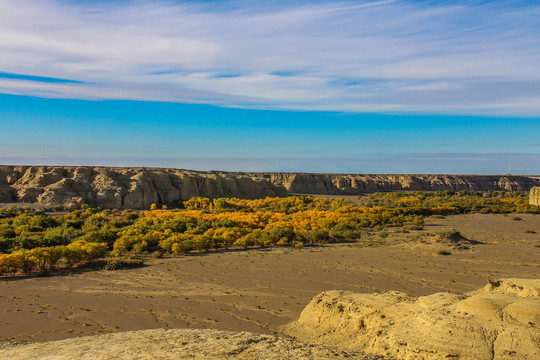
[304,229,330,244]
[0,228,16,239]
[192,235,213,253]
[85,257,145,270]
[0,237,16,253]
[0,253,21,276]
[438,229,464,241]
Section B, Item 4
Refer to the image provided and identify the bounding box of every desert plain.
[1,212,538,348]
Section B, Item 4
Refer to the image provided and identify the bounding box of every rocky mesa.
[0,165,539,209]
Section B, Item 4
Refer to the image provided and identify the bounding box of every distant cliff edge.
[1,166,539,209]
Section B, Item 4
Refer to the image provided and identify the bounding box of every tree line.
[1,191,537,276]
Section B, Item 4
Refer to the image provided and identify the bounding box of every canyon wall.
[0,165,539,209]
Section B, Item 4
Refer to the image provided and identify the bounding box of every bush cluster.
[84,256,145,270]
[360,190,537,215]
[0,241,107,276]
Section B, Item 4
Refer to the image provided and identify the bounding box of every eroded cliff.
[0,166,538,209]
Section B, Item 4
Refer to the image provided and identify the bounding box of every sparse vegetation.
[84,256,145,270]
[359,190,538,215]
[437,250,452,256]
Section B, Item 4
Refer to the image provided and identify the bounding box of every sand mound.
[407,230,483,252]
[0,328,387,360]
[435,229,483,249]
[284,278,540,360]
[480,278,540,298]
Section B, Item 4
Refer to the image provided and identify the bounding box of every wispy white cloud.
[0,0,539,115]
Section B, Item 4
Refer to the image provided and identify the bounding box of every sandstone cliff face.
[284,278,540,360]
[530,187,540,206]
[0,166,538,209]
[0,166,287,209]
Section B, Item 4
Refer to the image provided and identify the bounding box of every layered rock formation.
[0,165,539,209]
[284,278,540,360]
[0,328,387,360]
[530,187,540,206]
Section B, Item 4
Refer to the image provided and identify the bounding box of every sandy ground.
[0,214,538,344]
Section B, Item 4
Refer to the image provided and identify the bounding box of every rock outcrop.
[530,187,540,206]
[0,328,388,360]
[0,165,539,209]
[284,278,540,360]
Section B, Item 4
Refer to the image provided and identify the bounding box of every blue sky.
[0,0,539,173]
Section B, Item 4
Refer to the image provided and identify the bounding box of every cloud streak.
[0,0,539,115]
